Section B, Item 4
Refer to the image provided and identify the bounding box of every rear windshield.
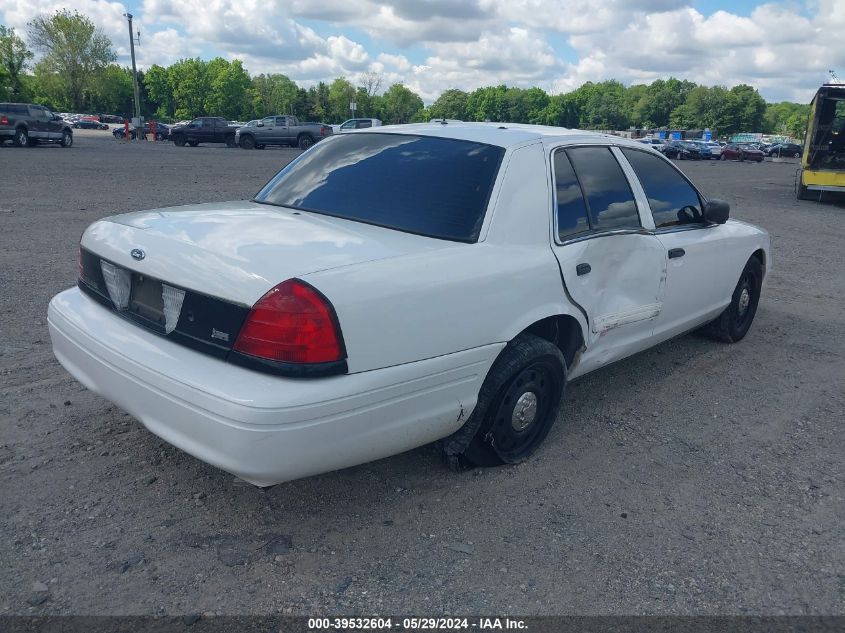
[253,133,505,242]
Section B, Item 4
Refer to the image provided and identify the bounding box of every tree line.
[0,10,810,137]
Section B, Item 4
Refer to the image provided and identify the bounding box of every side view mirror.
[704,199,730,224]
[257,121,264,127]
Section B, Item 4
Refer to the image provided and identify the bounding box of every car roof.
[364,122,644,150]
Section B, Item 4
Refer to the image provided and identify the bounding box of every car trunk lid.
[81,200,452,306]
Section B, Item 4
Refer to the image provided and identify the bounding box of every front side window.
[254,133,505,242]
[553,150,590,239]
[341,121,356,130]
[261,117,274,126]
[621,148,704,228]
[566,147,640,231]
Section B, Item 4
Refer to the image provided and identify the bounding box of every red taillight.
[0,115,8,125]
[320,126,328,135]
[233,279,344,364]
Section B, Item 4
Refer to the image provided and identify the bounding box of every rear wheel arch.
[521,314,585,369]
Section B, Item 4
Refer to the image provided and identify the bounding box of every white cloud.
[2,0,845,104]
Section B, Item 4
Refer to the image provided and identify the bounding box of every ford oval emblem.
[130,248,145,261]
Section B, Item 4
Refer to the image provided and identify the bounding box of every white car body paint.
[48,122,771,485]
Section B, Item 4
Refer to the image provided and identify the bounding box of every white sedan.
[48,123,770,486]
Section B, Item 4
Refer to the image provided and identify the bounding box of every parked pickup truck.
[170,117,239,147]
[235,115,332,150]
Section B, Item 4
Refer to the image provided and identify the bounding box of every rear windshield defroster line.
[253,133,506,243]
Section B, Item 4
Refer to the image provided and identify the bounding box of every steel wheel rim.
[488,360,558,460]
[734,271,757,329]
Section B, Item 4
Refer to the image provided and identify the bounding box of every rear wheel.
[298,134,314,150]
[793,151,800,158]
[13,128,28,147]
[239,135,255,150]
[173,135,185,147]
[60,130,73,148]
[443,333,566,468]
[225,134,236,147]
[704,257,763,343]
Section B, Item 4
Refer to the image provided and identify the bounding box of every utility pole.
[125,13,141,131]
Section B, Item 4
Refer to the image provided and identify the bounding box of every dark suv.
[0,103,74,147]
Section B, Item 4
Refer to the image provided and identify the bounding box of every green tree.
[305,82,330,121]
[328,77,356,122]
[144,64,174,118]
[252,73,300,117]
[429,89,468,120]
[636,78,697,128]
[573,80,628,130]
[381,83,424,123]
[27,10,115,111]
[0,25,33,100]
[538,92,580,128]
[205,58,253,120]
[668,103,696,129]
[87,64,133,115]
[167,58,209,119]
[763,101,810,136]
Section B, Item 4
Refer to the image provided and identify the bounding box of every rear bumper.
[48,288,498,485]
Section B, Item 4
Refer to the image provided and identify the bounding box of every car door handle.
[668,248,686,259]
[576,263,591,276]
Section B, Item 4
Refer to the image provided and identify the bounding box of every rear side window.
[553,150,590,239]
[254,134,505,242]
[621,148,704,228]
[566,147,640,231]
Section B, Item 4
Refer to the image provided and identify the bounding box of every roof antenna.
[829,70,841,84]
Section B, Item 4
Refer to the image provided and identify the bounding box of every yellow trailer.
[797,83,845,200]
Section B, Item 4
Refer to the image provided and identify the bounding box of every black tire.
[443,333,566,468]
[720,153,726,161]
[13,127,28,147]
[298,134,314,150]
[173,135,186,147]
[704,257,763,343]
[187,140,199,147]
[60,130,73,148]
[239,135,255,150]
[225,134,236,148]
[793,151,800,158]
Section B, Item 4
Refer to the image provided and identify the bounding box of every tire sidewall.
[451,333,566,466]
[61,131,73,148]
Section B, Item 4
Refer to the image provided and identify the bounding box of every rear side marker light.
[233,279,344,364]
[100,260,131,309]
[0,116,8,125]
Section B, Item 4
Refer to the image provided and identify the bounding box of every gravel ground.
[1,131,843,616]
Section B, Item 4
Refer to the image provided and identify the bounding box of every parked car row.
[112,122,171,141]
[73,118,109,130]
